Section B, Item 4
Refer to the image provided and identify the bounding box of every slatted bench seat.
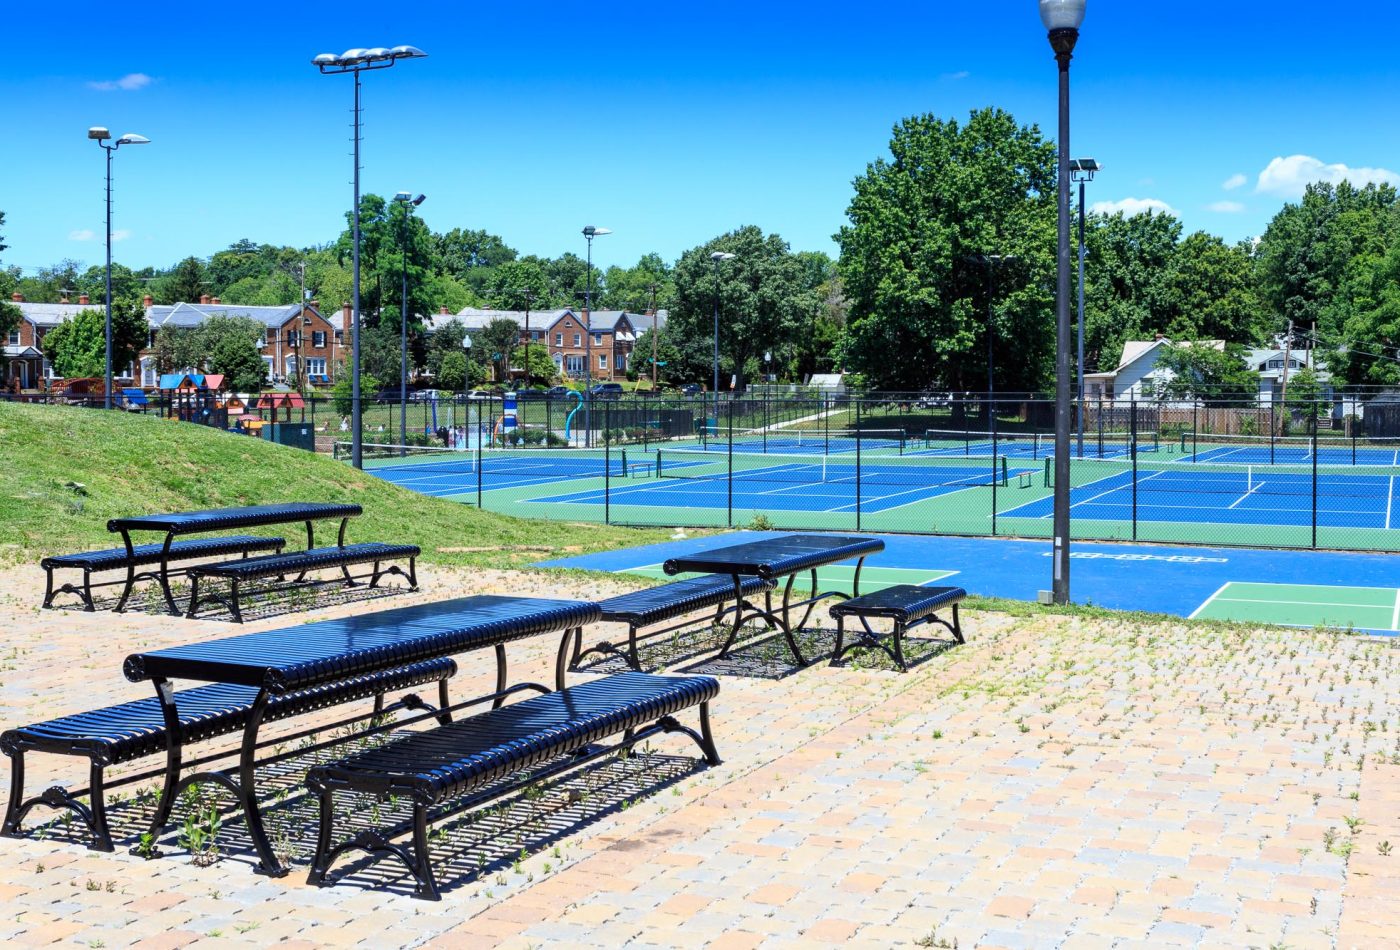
[573,575,779,672]
[2,657,457,852]
[185,542,420,622]
[41,535,287,612]
[306,671,721,899]
[829,584,967,672]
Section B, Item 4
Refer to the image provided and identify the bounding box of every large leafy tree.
[1160,233,1265,344]
[1155,343,1259,403]
[484,259,551,310]
[40,304,146,379]
[597,253,674,312]
[1079,211,1182,371]
[207,330,267,392]
[162,256,209,304]
[16,259,83,302]
[836,109,1057,393]
[669,225,822,392]
[1325,240,1400,387]
[478,318,522,382]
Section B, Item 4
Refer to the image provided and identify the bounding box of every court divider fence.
[331,391,1400,554]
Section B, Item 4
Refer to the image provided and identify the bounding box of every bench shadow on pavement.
[49,581,411,623]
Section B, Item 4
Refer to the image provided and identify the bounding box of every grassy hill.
[0,402,673,567]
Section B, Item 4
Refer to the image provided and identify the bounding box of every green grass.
[0,402,678,568]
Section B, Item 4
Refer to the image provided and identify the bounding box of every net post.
[1097,397,1103,458]
[1352,400,1357,465]
[1270,401,1276,464]
[991,418,998,536]
[476,437,483,509]
[1131,397,1139,541]
[1192,402,1198,462]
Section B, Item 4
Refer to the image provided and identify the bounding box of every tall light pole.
[581,226,610,446]
[1042,0,1086,606]
[1070,157,1099,456]
[312,45,427,469]
[710,251,736,425]
[394,192,426,452]
[88,127,149,409]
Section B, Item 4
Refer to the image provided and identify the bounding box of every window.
[555,332,563,346]
[618,353,627,371]
[334,330,343,343]
[306,357,327,377]
[565,354,584,376]
[312,330,326,348]
[285,356,297,377]
[286,329,301,348]
[1140,379,1156,397]
[1267,360,1282,369]
[593,333,603,346]
[262,357,274,380]
[598,354,608,370]
[573,334,581,347]
[6,327,18,346]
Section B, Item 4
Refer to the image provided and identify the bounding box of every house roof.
[148,302,318,330]
[452,307,646,335]
[16,301,102,327]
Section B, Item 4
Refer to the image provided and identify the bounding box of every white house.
[1245,345,1331,406]
[1083,337,1225,404]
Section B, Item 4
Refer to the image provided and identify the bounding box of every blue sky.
[4,1,1399,276]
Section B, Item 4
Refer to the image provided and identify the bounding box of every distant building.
[1245,345,1331,405]
[1083,336,1226,404]
[452,306,647,382]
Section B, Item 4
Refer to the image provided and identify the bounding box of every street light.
[312,44,427,469]
[1069,157,1099,457]
[1042,0,1086,606]
[581,225,610,446]
[393,192,426,454]
[89,127,149,409]
[710,251,736,423]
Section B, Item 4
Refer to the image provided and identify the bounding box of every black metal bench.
[306,671,721,899]
[572,575,779,672]
[829,584,967,671]
[185,542,420,622]
[2,657,456,852]
[41,536,287,612]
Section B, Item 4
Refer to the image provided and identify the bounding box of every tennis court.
[539,532,1400,636]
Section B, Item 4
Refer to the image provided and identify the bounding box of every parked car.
[545,386,576,400]
[513,388,547,401]
[409,389,445,402]
[373,389,400,405]
[589,383,625,400]
[679,383,703,397]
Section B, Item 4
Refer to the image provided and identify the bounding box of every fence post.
[727,400,734,528]
[990,417,998,536]
[855,400,863,532]
[476,439,483,508]
[605,402,612,525]
[1131,398,1139,541]
[1311,414,1318,549]
[1270,401,1276,464]
[1191,403,1198,461]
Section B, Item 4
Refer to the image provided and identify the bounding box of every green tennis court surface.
[1190,581,1400,632]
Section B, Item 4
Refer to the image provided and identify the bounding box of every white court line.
[1212,595,1399,610]
[1227,481,1262,509]
[1053,469,1166,519]
[997,467,1131,518]
[1188,583,1232,620]
[1392,588,1400,632]
[1389,476,1395,531]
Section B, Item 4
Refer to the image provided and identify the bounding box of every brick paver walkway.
[1,563,1397,947]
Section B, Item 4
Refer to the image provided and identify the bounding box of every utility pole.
[647,282,659,389]
[1280,320,1294,413]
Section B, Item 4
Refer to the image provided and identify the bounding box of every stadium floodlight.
[91,125,150,409]
[1070,157,1101,458]
[312,42,426,469]
[1042,0,1087,605]
[581,225,611,445]
[709,252,737,409]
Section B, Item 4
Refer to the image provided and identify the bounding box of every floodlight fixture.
[1039,0,1086,31]
[88,126,111,140]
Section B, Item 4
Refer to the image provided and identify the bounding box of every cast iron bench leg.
[87,760,114,852]
[830,615,847,666]
[2,748,25,838]
[952,604,965,644]
[228,579,244,625]
[185,574,203,619]
[42,566,56,609]
[114,530,139,613]
[155,533,181,617]
[892,620,908,672]
[411,804,441,900]
[239,690,286,876]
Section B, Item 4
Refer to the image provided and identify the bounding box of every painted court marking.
[1190,581,1400,632]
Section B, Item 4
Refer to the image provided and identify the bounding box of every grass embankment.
[0,402,674,567]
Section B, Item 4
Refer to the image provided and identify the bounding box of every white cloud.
[68,229,97,242]
[87,72,153,92]
[1207,201,1246,214]
[1090,197,1178,218]
[1255,154,1400,198]
[1222,173,1248,191]
[941,70,970,81]
[112,229,132,242]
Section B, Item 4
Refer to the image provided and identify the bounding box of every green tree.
[0,299,19,346]
[836,109,1057,393]
[207,331,266,392]
[478,318,521,382]
[437,350,468,392]
[1155,343,1258,403]
[669,225,822,392]
[1284,366,1324,414]
[1325,240,1400,387]
[597,253,674,311]
[331,372,381,417]
[1079,210,1182,372]
[40,302,147,380]
[1160,233,1265,344]
[17,259,83,302]
[633,327,686,386]
[485,260,551,310]
[162,256,209,304]
[425,318,471,380]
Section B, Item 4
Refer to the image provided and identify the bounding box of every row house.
[451,307,650,382]
[4,291,349,389]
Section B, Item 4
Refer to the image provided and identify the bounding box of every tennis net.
[657,448,1009,488]
[339,442,630,479]
[698,427,906,454]
[1046,455,1398,499]
[921,428,1158,457]
[1178,431,1400,466]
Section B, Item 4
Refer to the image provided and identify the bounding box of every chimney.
[342,302,352,326]
[10,292,22,303]
[310,299,320,311]
[142,294,154,308]
[211,296,221,305]
[200,294,212,305]
[439,306,449,315]
[78,294,90,305]
[1154,332,1164,342]
[60,295,70,304]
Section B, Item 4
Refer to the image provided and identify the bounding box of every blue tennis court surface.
[538,532,1400,636]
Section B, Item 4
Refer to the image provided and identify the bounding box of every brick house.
[5,291,347,390]
[452,306,645,382]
